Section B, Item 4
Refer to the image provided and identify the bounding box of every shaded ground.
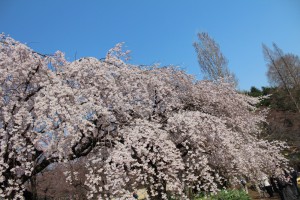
[248,189,281,200]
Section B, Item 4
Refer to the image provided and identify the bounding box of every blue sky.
[1,0,299,91]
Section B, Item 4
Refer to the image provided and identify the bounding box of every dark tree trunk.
[30,176,38,200]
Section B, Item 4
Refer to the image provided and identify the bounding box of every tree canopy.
[263,43,300,112]
[193,32,238,87]
[0,35,288,199]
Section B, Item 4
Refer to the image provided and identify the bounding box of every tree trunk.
[30,176,38,200]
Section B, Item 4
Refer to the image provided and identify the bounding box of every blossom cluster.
[0,35,288,199]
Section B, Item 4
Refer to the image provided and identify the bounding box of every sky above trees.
[1,0,299,90]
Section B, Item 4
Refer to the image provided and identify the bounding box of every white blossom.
[0,34,288,199]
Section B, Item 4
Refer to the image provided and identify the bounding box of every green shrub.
[194,189,251,200]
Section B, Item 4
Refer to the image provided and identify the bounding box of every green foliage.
[248,86,263,97]
[246,86,272,107]
[246,86,300,111]
[261,86,272,96]
[194,190,251,200]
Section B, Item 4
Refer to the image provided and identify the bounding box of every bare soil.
[248,189,281,200]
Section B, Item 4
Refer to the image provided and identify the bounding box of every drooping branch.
[263,44,300,112]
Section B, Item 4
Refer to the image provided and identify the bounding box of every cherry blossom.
[0,35,288,199]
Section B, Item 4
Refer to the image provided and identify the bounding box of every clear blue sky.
[1,0,299,91]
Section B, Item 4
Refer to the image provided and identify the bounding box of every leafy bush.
[195,190,251,200]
